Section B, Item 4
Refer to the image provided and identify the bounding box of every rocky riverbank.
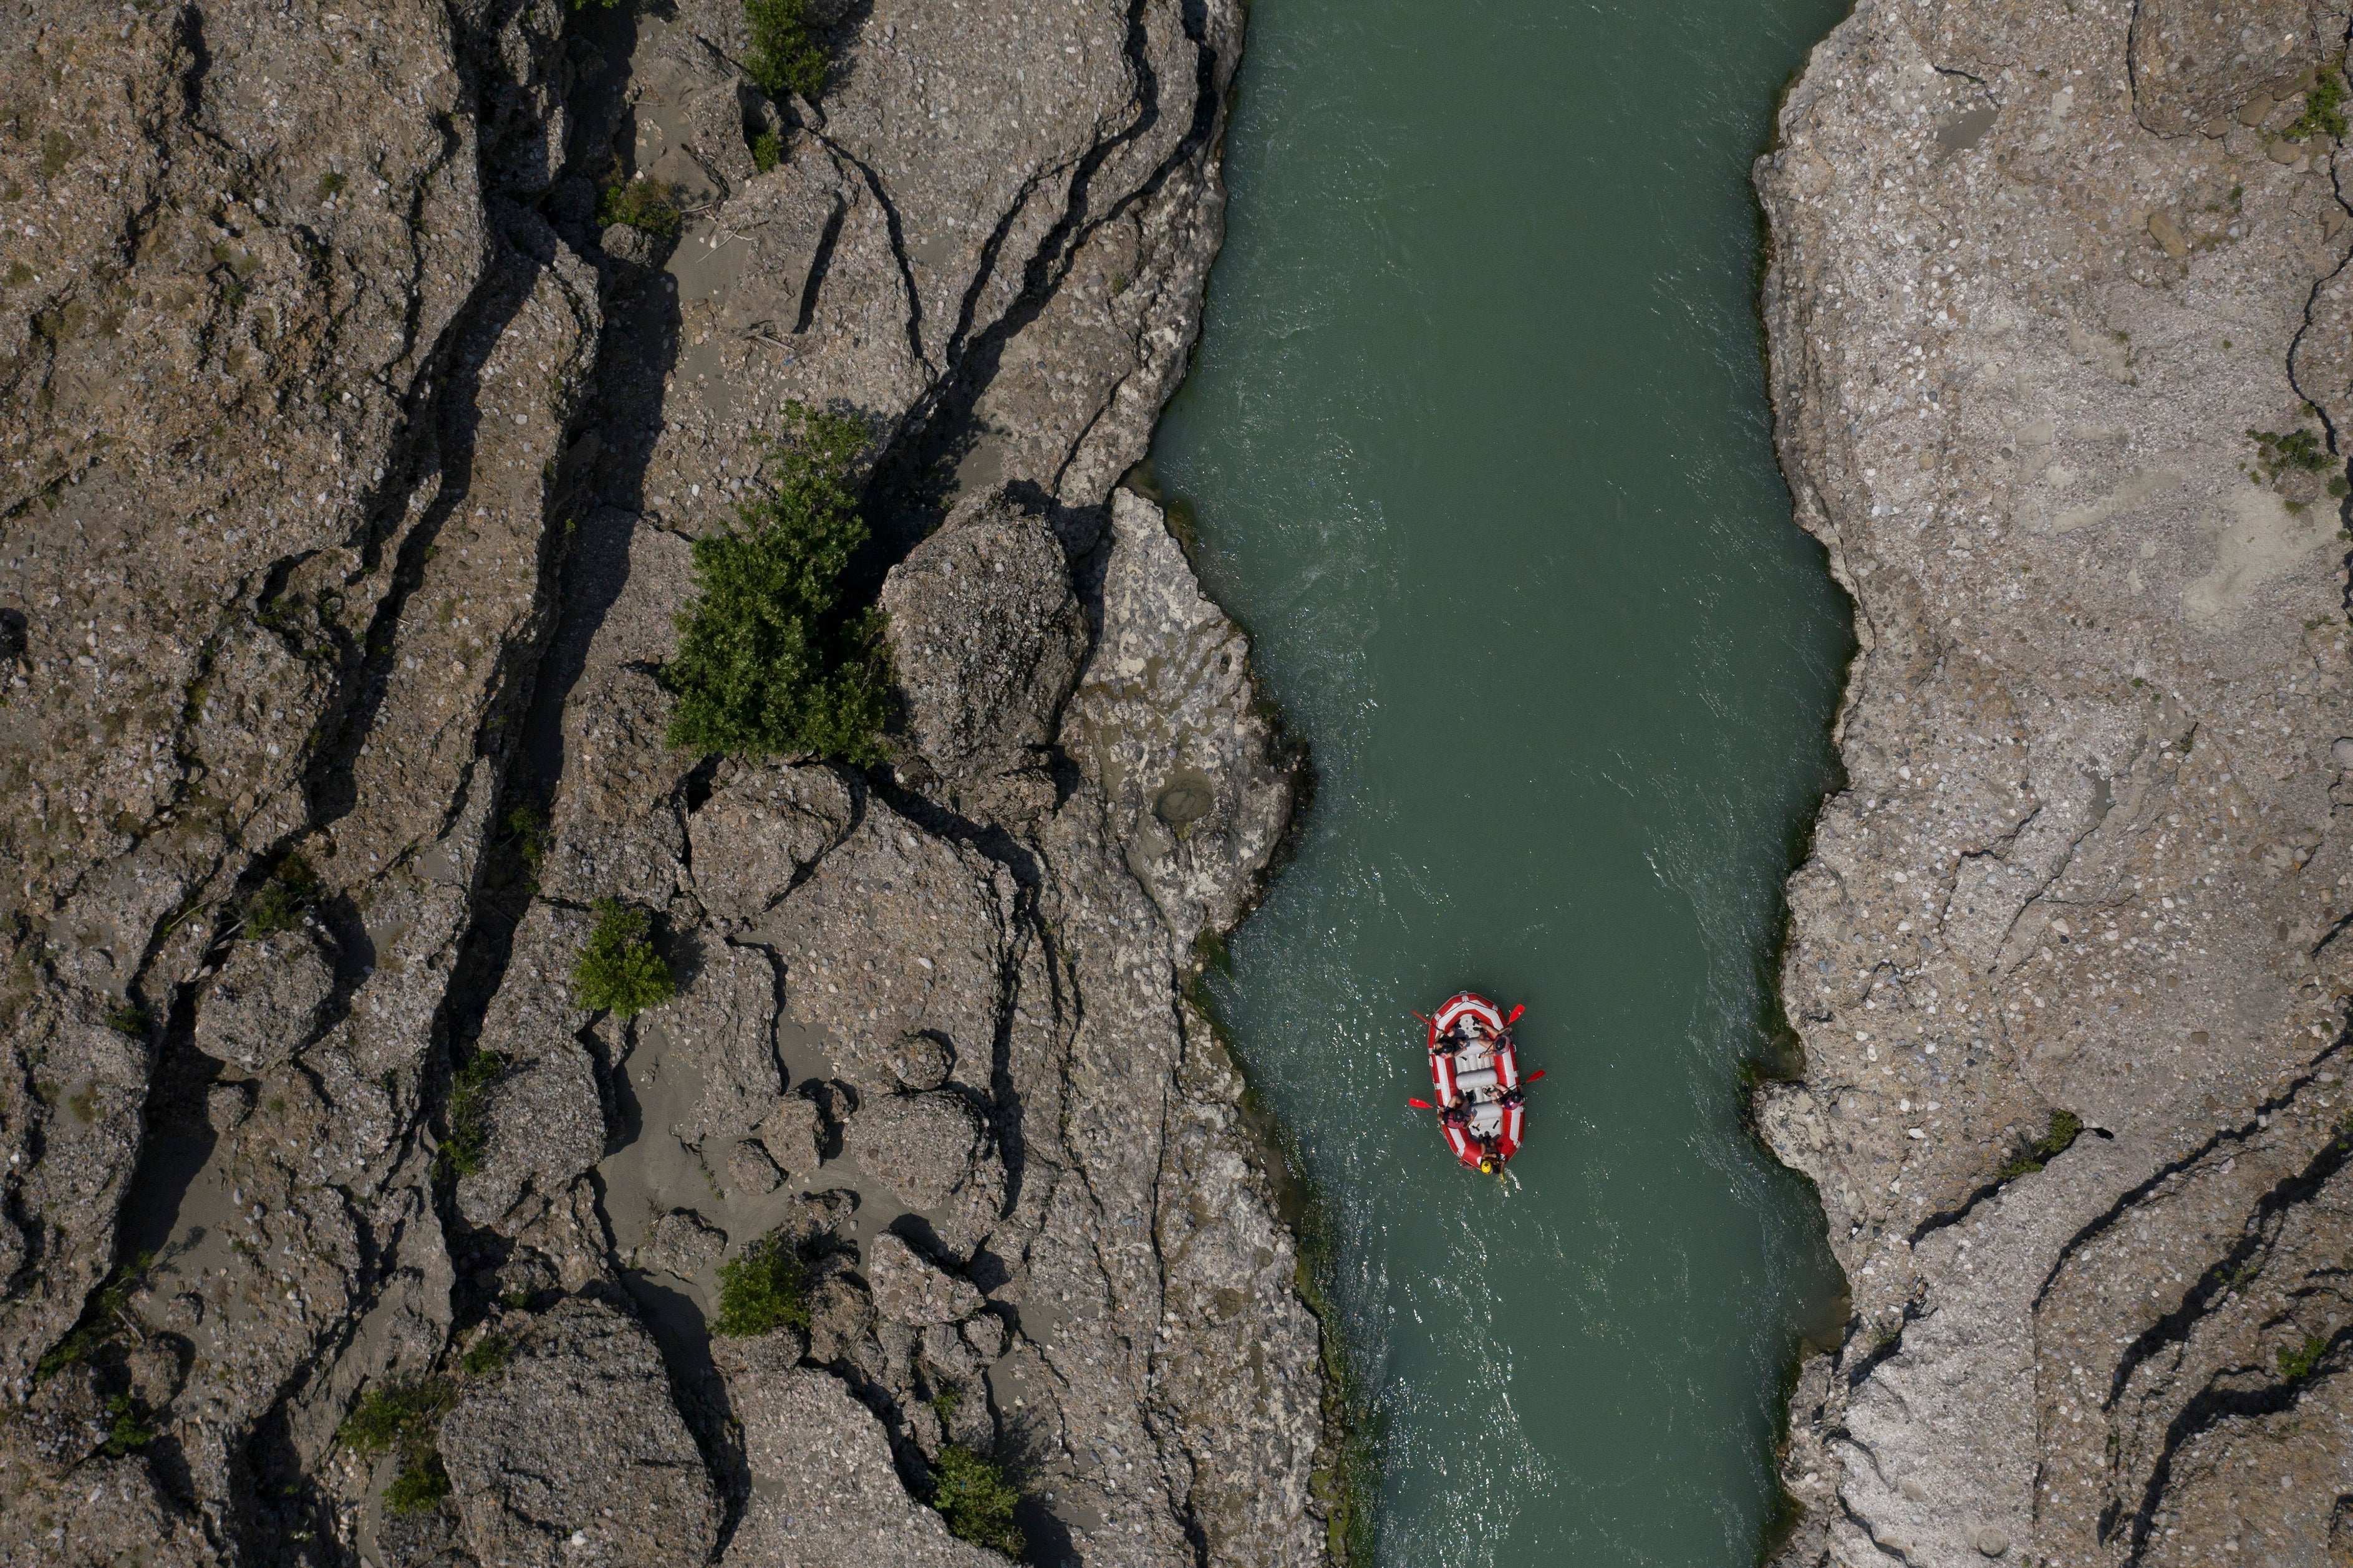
[1755,2,2353,1563]
[0,1,1331,1564]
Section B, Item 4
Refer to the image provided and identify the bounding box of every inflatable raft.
[1425,991,1527,1171]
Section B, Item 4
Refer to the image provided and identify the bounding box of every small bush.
[571,900,675,1018]
[745,0,826,100]
[2279,1333,2327,1382]
[2248,426,2332,484]
[342,1377,460,1514]
[930,1444,1024,1557]
[1996,1108,2083,1182]
[713,1234,811,1336]
[34,1251,154,1381]
[460,1335,511,1378]
[105,1003,149,1036]
[100,1395,154,1458]
[239,853,319,936]
[437,1049,505,1180]
[2291,73,2349,141]
[751,128,784,174]
[504,804,550,872]
[598,176,682,237]
[664,402,893,763]
[339,1378,458,1456]
[318,171,346,198]
[385,1451,452,1513]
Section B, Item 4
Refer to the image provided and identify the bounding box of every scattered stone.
[689,762,855,924]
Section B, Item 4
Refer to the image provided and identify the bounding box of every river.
[1147,1,1855,1561]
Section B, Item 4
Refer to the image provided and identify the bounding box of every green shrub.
[437,1049,506,1180]
[105,1003,149,1037]
[385,1451,452,1513]
[339,1378,457,1457]
[713,1234,811,1336]
[505,804,550,871]
[461,1334,512,1377]
[597,177,682,238]
[751,128,784,174]
[100,1395,154,1458]
[239,853,319,936]
[2279,1333,2328,1382]
[2291,73,2349,141]
[664,402,893,762]
[745,0,826,100]
[930,1444,1023,1557]
[571,900,675,1017]
[341,1377,460,1513]
[34,1251,153,1381]
[1995,1108,2083,1182]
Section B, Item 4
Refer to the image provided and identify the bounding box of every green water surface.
[1149,1,1855,1561]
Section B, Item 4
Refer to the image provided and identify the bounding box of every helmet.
[1477,1158,1497,1175]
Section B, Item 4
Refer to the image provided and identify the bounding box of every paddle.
[1526,1069,1547,1082]
[1505,1004,1525,1027]
[1407,1097,1433,1110]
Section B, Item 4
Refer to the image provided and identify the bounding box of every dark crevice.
[2033,1037,2349,1314]
[2099,1091,2353,1414]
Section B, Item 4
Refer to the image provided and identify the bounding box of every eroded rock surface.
[1757,4,2353,1562]
[0,0,1328,1560]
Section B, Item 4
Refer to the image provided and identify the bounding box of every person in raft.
[1475,1133,1504,1175]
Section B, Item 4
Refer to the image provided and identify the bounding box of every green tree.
[664,403,892,762]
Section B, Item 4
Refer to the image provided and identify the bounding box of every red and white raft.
[1426,991,1527,1170]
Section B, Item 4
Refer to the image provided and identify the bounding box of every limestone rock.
[1756,1,2353,1559]
[192,931,335,1072]
[843,1092,1000,1219]
[728,1138,783,1196]
[718,1364,1002,1568]
[755,1096,825,1183]
[660,943,783,1147]
[455,1044,607,1229]
[866,1233,982,1326]
[441,1297,720,1568]
[881,486,1089,804]
[689,761,856,925]
[1063,490,1296,946]
[762,799,1015,1095]
[642,1209,728,1279]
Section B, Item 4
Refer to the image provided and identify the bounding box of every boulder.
[728,1138,783,1196]
[754,1095,824,1182]
[763,798,1013,1094]
[688,761,856,924]
[193,931,334,1071]
[717,1365,1001,1568]
[843,1091,1003,1224]
[642,1209,727,1281]
[441,1297,720,1568]
[880,487,1088,795]
[455,1043,607,1228]
[866,1233,982,1326]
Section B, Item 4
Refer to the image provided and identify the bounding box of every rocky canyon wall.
[1757,2,2353,1564]
[0,1,1332,1564]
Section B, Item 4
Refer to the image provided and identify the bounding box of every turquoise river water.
[1149,1,1857,1562]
